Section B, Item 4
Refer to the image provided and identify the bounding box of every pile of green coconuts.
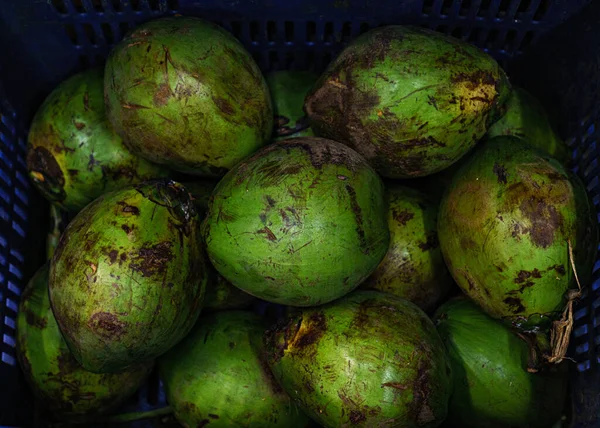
[21,15,597,428]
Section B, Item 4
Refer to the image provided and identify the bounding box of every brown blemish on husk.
[345,184,368,253]
[27,147,66,200]
[512,269,542,293]
[24,308,47,329]
[408,353,436,425]
[349,410,367,424]
[257,227,277,241]
[519,197,562,248]
[392,209,414,226]
[153,83,172,107]
[381,382,408,390]
[87,312,126,339]
[492,163,508,184]
[503,296,526,314]
[213,97,235,115]
[129,241,173,277]
[117,201,140,216]
[108,249,118,264]
[290,312,327,350]
[280,138,366,172]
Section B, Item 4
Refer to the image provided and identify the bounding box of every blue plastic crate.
[0,0,598,426]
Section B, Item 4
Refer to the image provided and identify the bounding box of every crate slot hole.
[131,0,142,11]
[306,21,316,43]
[250,21,260,43]
[93,0,103,11]
[285,21,294,42]
[148,0,161,11]
[478,0,492,16]
[342,22,352,42]
[64,24,79,46]
[459,0,472,16]
[517,0,532,15]
[422,0,434,15]
[101,23,114,44]
[442,0,454,16]
[51,0,68,13]
[73,0,85,13]
[520,30,534,49]
[324,22,334,43]
[497,0,511,18]
[112,0,123,11]
[533,0,550,21]
[167,0,178,9]
[267,21,276,42]
[83,23,97,44]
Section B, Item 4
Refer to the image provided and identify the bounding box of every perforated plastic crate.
[1,0,599,426]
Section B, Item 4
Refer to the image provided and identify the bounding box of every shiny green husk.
[27,69,168,212]
[201,137,390,306]
[438,136,597,331]
[105,16,273,176]
[486,87,571,165]
[17,264,152,420]
[434,297,568,428]
[265,290,453,427]
[305,25,511,178]
[49,180,207,373]
[361,184,452,312]
[159,311,311,427]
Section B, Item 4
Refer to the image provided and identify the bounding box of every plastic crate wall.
[0,0,596,426]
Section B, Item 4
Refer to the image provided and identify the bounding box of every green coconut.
[361,184,452,312]
[159,311,311,427]
[305,25,511,178]
[16,264,152,420]
[486,87,571,165]
[266,71,317,140]
[438,136,597,334]
[201,137,390,306]
[265,290,453,427]
[49,180,207,373]
[434,297,568,428]
[104,16,273,176]
[26,69,168,212]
